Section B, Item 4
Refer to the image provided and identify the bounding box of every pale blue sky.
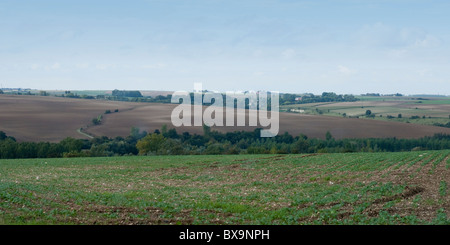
[1,0,449,94]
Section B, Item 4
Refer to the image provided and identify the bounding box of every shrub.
[92,115,102,125]
[63,151,89,158]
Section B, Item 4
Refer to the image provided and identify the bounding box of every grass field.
[1,151,449,225]
[281,96,450,128]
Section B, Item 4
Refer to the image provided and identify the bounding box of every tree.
[89,144,108,157]
[130,127,147,140]
[398,114,402,118]
[203,124,211,138]
[365,110,372,116]
[166,128,179,139]
[205,143,224,155]
[92,117,101,125]
[278,132,294,144]
[326,131,334,141]
[157,138,185,155]
[0,131,7,140]
[112,89,142,97]
[37,142,51,158]
[0,139,18,158]
[161,124,168,135]
[136,133,166,155]
[60,137,83,152]
[293,137,309,153]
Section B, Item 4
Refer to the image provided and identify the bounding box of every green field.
[281,96,450,127]
[45,90,111,96]
[1,151,449,225]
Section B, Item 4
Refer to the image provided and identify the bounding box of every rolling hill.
[1,94,450,142]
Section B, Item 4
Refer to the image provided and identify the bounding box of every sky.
[1,0,450,95]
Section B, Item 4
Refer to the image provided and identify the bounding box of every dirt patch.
[372,186,424,205]
[300,153,322,158]
[257,155,286,162]
[72,205,179,225]
[62,204,237,225]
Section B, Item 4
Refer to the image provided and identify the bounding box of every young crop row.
[0,151,449,225]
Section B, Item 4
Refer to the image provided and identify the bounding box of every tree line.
[0,127,449,159]
[4,90,359,106]
[280,92,358,105]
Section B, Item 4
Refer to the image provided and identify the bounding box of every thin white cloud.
[30,64,40,70]
[252,49,263,58]
[281,49,295,59]
[76,63,90,69]
[412,34,441,48]
[337,65,356,75]
[388,48,408,58]
[59,30,81,41]
[355,22,441,49]
[45,63,61,70]
[141,63,167,70]
[417,69,432,77]
[52,63,61,69]
[96,64,116,70]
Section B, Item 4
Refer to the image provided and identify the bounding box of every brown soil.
[87,103,450,139]
[0,95,143,142]
[1,94,449,142]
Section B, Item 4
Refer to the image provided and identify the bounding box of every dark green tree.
[60,137,84,152]
[326,131,334,141]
